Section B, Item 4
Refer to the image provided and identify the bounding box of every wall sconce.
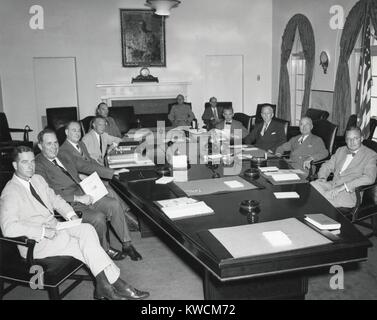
[145,0,181,16]
[319,51,329,74]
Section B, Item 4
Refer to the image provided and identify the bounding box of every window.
[288,30,306,126]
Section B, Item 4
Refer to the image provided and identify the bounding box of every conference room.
[1,0,377,301]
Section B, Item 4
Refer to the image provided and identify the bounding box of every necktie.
[52,159,80,186]
[298,136,304,144]
[261,123,267,136]
[347,151,356,157]
[76,144,83,156]
[29,183,49,210]
[225,122,232,125]
[213,108,218,120]
[99,135,103,154]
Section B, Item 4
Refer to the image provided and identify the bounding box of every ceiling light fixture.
[145,0,181,16]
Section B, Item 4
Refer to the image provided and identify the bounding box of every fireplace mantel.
[96,81,191,105]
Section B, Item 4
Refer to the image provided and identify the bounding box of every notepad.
[271,173,300,181]
[259,166,279,173]
[274,192,300,199]
[224,180,244,189]
[155,176,174,184]
[56,219,82,230]
[304,214,341,230]
[262,231,292,246]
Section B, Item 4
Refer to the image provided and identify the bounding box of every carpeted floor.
[3,226,377,300]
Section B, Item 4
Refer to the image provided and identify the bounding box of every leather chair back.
[274,117,290,137]
[367,118,377,140]
[204,102,232,110]
[255,103,277,125]
[312,119,338,155]
[80,116,94,135]
[46,107,78,145]
[306,108,329,121]
[233,113,251,132]
[108,106,135,134]
[0,113,12,142]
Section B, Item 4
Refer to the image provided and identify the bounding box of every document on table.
[271,173,300,181]
[56,219,82,231]
[79,172,108,204]
[156,198,214,220]
[274,192,300,199]
[259,166,279,173]
[155,176,174,184]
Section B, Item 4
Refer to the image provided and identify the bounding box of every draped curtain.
[332,0,377,134]
[277,14,315,121]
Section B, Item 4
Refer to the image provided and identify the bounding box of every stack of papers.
[271,173,300,181]
[304,214,341,230]
[273,192,300,199]
[156,197,214,220]
[259,166,279,173]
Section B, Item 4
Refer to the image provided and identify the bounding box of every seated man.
[311,127,377,208]
[214,106,248,141]
[96,102,122,138]
[275,117,328,175]
[244,105,286,153]
[82,116,122,166]
[0,146,149,300]
[59,121,139,231]
[35,128,141,261]
[202,97,223,129]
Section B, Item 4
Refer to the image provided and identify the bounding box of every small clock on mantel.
[131,67,159,83]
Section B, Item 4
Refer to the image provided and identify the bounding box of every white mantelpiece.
[96,81,191,105]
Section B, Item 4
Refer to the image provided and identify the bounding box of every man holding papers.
[59,121,139,231]
[0,146,149,300]
[275,117,328,175]
[311,127,377,208]
[35,129,142,261]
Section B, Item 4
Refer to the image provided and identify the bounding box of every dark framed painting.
[120,9,166,67]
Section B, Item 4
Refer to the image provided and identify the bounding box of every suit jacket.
[0,174,73,256]
[81,129,122,165]
[35,153,87,203]
[59,140,114,180]
[275,133,328,170]
[202,106,224,123]
[215,119,248,139]
[245,119,286,152]
[318,145,377,193]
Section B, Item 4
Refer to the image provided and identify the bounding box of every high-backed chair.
[334,114,357,151]
[274,118,290,137]
[367,118,377,140]
[108,106,135,134]
[233,113,251,132]
[202,102,232,129]
[46,107,78,145]
[305,108,329,121]
[167,102,193,127]
[80,116,95,135]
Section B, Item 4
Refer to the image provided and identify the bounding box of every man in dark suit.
[59,121,139,231]
[215,106,248,140]
[201,97,224,129]
[35,128,142,261]
[244,105,286,152]
[311,127,377,208]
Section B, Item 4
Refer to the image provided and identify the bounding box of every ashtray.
[155,165,171,176]
[243,168,259,179]
[250,157,267,167]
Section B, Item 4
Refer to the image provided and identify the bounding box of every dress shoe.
[113,278,149,300]
[106,247,126,261]
[122,244,142,261]
[94,272,127,300]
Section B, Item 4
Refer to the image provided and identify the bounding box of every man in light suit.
[59,121,139,232]
[215,106,248,141]
[311,127,377,208]
[35,128,142,261]
[82,116,122,166]
[202,97,224,129]
[244,105,286,153]
[275,117,328,175]
[0,146,149,300]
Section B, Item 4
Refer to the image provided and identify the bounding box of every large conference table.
[110,136,371,300]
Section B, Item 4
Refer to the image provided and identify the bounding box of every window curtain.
[277,14,315,121]
[332,0,368,134]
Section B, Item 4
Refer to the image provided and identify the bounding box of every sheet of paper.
[79,172,108,204]
[172,155,187,169]
[259,166,279,172]
[224,180,244,189]
[161,201,214,220]
[262,231,292,246]
[157,197,197,208]
[173,170,188,182]
[271,173,300,181]
[56,219,82,231]
[242,147,259,151]
[274,192,300,199]
[155,176,174,184]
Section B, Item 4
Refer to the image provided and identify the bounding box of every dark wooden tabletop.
[110,159,372,281]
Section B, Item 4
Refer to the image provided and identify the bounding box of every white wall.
[0,0,273,141]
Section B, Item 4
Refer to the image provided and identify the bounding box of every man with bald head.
[244,105,286,153]
[275,117,328,174]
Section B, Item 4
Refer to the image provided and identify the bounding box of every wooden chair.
[46,107,78,145]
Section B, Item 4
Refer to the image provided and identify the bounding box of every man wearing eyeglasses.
[311,127,377,208]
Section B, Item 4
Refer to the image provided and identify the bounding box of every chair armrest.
[352,181,377,222]
[0,235,36,265]
[307,157,329,181]
[8,125,33,142]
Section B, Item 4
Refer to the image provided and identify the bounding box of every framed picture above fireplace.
[120,9,166,67]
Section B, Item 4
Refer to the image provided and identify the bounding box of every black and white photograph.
[1,0,377,306]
